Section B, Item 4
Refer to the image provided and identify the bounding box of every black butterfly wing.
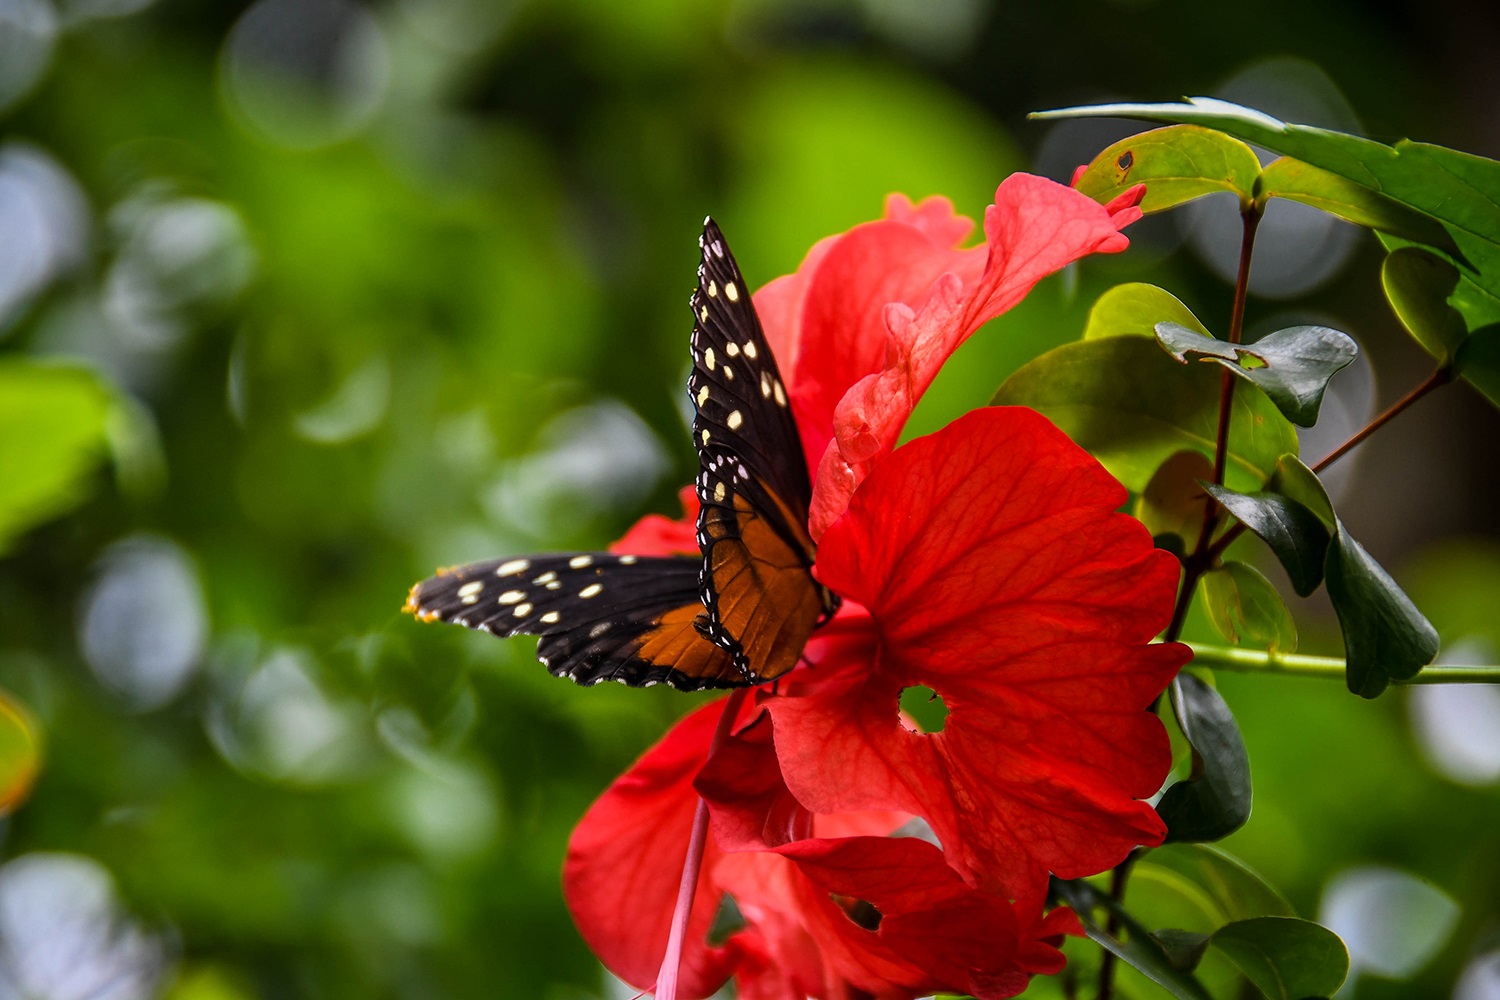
[404,554,745,690]
[690,219,840,682]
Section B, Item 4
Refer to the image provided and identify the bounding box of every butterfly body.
[405,219,838,690]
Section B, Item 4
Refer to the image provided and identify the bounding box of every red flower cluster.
[568,175,1187,999]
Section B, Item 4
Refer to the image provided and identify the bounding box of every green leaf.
[1382,247,1468,363]
[1257,157,1463,258]
[0,362,114,554]
[1033,98,1499,328]
[0,689,40,815]
[1156,322,1358,427]
[1268,456,1439,697]
[1200,562,1297,653]
[991,337,1301,493]
[1136,450,1216,544]
[1072,125,1263,212]
[1050,877,1214,1000]
[1157,674,1252,843]
[1209,916,1348,1000]
[1134,844,1294,925]
[1453,322,1500,407]
[1201,484,1330,596]
[1085,283,1212,341]
[1153,928,1212,972]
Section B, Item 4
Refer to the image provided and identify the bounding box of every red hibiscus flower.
[564,174,1177,997]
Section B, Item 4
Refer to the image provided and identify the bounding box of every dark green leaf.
[1156,322,1358,427]
[0,362,114,553]
[1153,928,1212,972]
[1072,124,1262,212]
[1453,322,1500,407]
[1210,916,1349,1000]
[1134,844,1294,925]
[1085,282,1212,340]
[1158,674,1252,843]
[1267,456,1440,697]
[1050,877,1214,1000]
[991,337,1300,493]
[1257,157,1462,256]
[1200,562,1298,653]
[1033,98,1499,328]
[1201,484,1330,596]
[1382,247,1468,363]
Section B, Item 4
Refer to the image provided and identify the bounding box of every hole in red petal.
[899,684,948,734]
[706,892,745,946]
[831,894,883,931]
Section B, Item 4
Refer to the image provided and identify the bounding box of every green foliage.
[1084,282,1212,340]
[1052,877,1214,1000]
[1201,485,1330,596]
[1208,917,1348,1000]
[1200,562,1298,652]
[1035,97,1500,331]
[1072,125,1262,211]
[0,362,113,553]
[1159,674,1253,843]
[1382,246,1468,362]
[1154,322,1357,427]
[992,336,1301,492]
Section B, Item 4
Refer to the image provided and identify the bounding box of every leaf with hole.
[1200,562,1297,653]
[1033,98,1500,330]
[1156,322,1358,427]
[1085,283,1212,341]
[1072,125,1263,212]
[1201,484,1330,596]
[1158,673,1252,843]
[992,336,1300,493]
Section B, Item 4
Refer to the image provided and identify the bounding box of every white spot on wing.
[619,555,638,565]
[533,571,557,585]
[541,611,560,624]
[514,602,533,616]
[727,410,743,430]
[498,590,526,604]
[743,341,757,359]
[725,281,739,302]
[569,555,593,569]
[725,342,739,357]
[579,583,603,598]
[760,371,772,398]
[714,481,726,502]
[696,385,709,406]
[497,559,530,576]
[773,380,787,407]
[704,347,716,371]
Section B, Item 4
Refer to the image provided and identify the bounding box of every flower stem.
[1189,643,1500,683]
[653,688,747,1000]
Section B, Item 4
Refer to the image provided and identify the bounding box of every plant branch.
[1094,849,1141,1000]
[1189,643,1500,683]
[1310,365,1452,473]
[654,688,747,1000]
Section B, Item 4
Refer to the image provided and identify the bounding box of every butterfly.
[404,218,840,690]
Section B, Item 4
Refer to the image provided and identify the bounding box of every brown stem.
[1201,364,1454,564]
[1311,365,1452,473]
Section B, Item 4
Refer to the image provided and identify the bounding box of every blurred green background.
[2,0,1499,997]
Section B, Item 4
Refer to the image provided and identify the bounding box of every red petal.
[788,212,982,466]
[611,485,701,557]
[808,174,1140,538]
[782,408,1188,895]
[563,699,735,999]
